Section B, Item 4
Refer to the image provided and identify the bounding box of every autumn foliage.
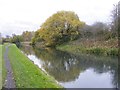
[32,11,85,47]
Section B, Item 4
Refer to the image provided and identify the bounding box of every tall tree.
[111,2,120,37]
[22,31,35,42]
[32,11,85,47]
[118,1,120,39]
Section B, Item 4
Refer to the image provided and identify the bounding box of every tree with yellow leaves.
[32,11,85,47]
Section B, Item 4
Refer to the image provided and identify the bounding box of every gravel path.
[3,45,16,88]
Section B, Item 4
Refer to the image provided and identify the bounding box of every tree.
[22,31,35,42]
[110,2,120,38]
[118,1,120,40]
[91,22,109,38]
[79,22,110,40]
[10,34,23,47]
[79,24,93,38]
[32,11,85,47]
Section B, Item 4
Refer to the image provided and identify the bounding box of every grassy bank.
[6,44,62,88]
[0,44,7,88]
[0,45,2,89]
[57,39,118,56]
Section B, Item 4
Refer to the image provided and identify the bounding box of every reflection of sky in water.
[20,46,117,88]
[26,54,116,88]
[27,55,46,73]
[59,68,113,88]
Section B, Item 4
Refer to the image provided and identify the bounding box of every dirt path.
[3,45,16,88]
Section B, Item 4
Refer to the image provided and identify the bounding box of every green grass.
[57,44,118,56]
[0,45,2,89]
[0,44,7,89]
[8,44,62,88]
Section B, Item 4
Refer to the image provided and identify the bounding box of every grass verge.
[57,44,118,56]
[0,45,2,89]
[0,44,7,89]
[8,44,62,88]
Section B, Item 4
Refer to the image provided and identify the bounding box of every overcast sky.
[0,0,119,37]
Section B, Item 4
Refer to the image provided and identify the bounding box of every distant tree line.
[79,22,111,41]
[79,2,119,41]
[2,31,35,46]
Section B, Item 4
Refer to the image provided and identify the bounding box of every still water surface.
[20,45,118,88]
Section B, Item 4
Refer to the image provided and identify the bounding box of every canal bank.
[2,44,62,88]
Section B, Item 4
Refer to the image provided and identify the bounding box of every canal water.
[20,45,118,88]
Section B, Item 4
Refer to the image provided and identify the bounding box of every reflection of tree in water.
[20,45,35,55]
[33,47,84,82]
[20,45,118,87]
[33,47,118,85]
